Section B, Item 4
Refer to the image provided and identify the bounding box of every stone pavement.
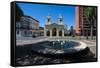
[16,37,97,65]
[16,36,49,45]
[80,40,97,58]
[16,36,96,46]
[16,37,97,58]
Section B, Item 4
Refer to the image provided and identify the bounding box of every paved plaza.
[16,36,97,65]
[16,36,96,46]
[16,36,97,57]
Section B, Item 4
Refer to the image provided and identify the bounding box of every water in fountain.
[49,40,79,49]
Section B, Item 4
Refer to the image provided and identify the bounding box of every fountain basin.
[31,40,88,56]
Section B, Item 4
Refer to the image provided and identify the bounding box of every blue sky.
[17,3,76,29]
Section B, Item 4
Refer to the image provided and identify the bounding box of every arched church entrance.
[52,28,57,36]
[59,30,62,36]
[46,30,50,36]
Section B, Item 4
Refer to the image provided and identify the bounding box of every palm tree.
[83,7,96,40]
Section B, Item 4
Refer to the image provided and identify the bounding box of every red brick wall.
[76,6,80,34]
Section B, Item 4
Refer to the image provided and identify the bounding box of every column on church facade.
[57,28,59,37]
[50,28,52,37]
[62,29,64,37]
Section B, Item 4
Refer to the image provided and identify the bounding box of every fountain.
[31,40,89,59]
[16,40,95,66]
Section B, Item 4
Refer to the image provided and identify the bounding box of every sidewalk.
[80,40,97,58]
[16,36,96,46]
[81,40,96,46]
[16,36,48,45]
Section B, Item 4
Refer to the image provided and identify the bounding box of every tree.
[15,4,24,22]
[69,26,75,37]
[83,7,96,39]
[64,24,68,36]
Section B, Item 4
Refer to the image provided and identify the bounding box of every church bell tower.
[46,15,51,25]
[58,15,64,25]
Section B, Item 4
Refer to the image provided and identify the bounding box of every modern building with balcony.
[75,6,97,36]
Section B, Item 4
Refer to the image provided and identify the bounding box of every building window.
[47,30,50,36]
[24,31,27,35]
[17,30,19,34]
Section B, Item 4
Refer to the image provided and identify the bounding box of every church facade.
[44,15,65,37]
